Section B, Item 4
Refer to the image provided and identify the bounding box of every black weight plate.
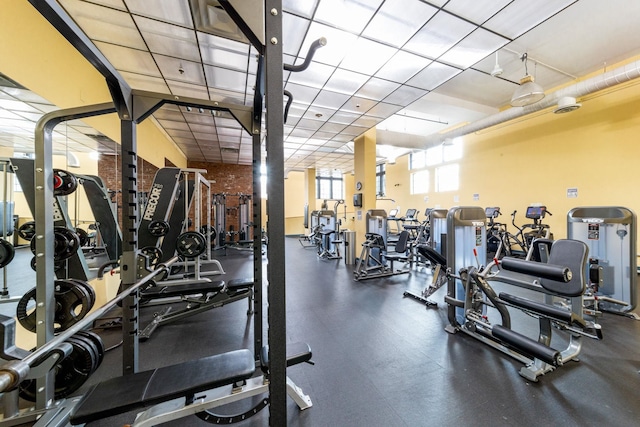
[66,279,96,308]
[176,231,207,258]
[69,334,99,375]
[53,169,78,196]
[16,287,37,332]
[148,220,170,237]
[54,227,81,261]
[30,256,65,272]
[200,225,217,243]
[53,280,93,333]
[19,337,96,401]
[141,246,162,266]
[30,228,81,261]
[75,330,105,367]
[76,228,89,246]
[18,221,36,241]
[0,238,15,268]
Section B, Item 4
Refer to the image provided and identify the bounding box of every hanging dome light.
[510,53,545,107]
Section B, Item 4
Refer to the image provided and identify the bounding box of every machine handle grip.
[501,257,571,282]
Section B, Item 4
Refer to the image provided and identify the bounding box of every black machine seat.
[70,349,255,425]
[386,231,409,260]
[416,244,447,267]
[260,342,313,374]
[226,278,254,291]
[141,280,225,299]
[541,239,588,297]
[498,292,586,328]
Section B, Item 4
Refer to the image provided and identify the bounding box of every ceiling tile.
[355,78,401,101]
[285,83,321,104]
[125,0,193,27]
[383,85,429,106]
[154,55,206,84]
[328,111,360,125]
[366,102,404,118]
[58,0,146,49]
[484,0,576,39]
[283,0,318,18]
[362,0,438,47]
[404,11,476,59]
[407,62,462,91]
[443,0,512,25]
[312,90,350,110]
[298,23,358,67]
[295,118,324,131]
[287,61,335,89]
[314,0,383,34]
[283,13,311,56]
[439,28,509,69]
[119,71,169,93]
[166,80,209,99]
[340,97,378,114]
[208,87,246,105]
[158,119,190,131]
[375,50,432,84]
[203,66,248,93]
[323,69,369,96]
[339,38,397,75]
[134,16,200,61]
[198,32,251,71]
[95,42,160,77]
[318,122,347,133]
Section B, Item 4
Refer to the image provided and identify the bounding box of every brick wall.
[97,157,254,241]
[97,154,159,225]
[187,161,254,239]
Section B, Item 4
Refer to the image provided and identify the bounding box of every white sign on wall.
[567,188,578,198]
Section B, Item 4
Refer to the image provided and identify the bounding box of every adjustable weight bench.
[403,244,448,306]
[69,343,313,426]
[139,278,254,341]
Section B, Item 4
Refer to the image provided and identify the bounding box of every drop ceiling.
[1,0,639,172]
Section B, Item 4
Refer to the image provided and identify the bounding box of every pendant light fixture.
[510,53,545,107]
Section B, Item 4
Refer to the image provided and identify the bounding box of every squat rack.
[2,0,290,425]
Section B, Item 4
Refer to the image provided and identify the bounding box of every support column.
[353,129,377,247]
[304,167,316,220]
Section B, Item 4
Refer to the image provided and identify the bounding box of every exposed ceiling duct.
[424,59,640,146]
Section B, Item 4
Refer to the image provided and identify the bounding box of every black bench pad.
[141,280,225,298]
[499,292,585,327]
[260,342,312,373]
[227,278,254,291]
[70,349,255,425]
[416,245,447,267]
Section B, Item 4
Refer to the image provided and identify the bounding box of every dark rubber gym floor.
[2,238,640,426]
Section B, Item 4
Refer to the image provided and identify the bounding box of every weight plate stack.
[176,231,207,258]
[148,220,170,237]
[0,239,15,268]
[18,221,36,241]
[30,227,81,261]
[16,280,94,333]
[53,169,78,196]
[19,334,99,401]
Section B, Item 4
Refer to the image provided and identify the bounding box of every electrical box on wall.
[353,193,363,207]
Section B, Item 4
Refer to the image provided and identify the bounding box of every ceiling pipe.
[423,59,640,146]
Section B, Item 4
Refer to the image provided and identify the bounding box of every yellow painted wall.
[1,0,186,169]
[379,78,640,247]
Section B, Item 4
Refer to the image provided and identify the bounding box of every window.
[411,170,429,194]
[376,163,385,196]
[409,151,426,170]
[316,169,343,200]
[425,145,442,166]
[435,164,459,192]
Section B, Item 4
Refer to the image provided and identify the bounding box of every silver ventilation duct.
[424,59,640,146]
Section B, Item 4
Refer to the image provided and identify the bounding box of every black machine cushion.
[227,278,254,291]
[498,292,585,328]
[141,280,225,298]
[260,342,312,374]
[416,244,447,267]
[70,349,255,425]
[541,239,588,297]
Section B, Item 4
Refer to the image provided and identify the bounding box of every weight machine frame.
[0,1,294,425]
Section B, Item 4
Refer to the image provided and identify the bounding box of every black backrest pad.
[416,244,447,267]
[394,231,410,253]
[541,239,588,297]
[70,349,255,425]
